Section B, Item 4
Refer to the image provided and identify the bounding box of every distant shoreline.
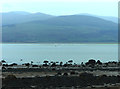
[1,42,118,44]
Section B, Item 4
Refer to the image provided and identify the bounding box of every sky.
[0,0,119,17]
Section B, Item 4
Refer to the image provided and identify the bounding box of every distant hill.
[99,16,118,23]
[2,11,54,25]
[2,12,118,43]
[79,13,118,23]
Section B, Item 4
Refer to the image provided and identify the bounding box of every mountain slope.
[2,15,118,43]
[98,16,118,23]
[79,13,118,23]
[2,11,54,25]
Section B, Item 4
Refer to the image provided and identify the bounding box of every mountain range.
[2,11,118,43]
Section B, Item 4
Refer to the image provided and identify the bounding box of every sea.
[2,44,118,64]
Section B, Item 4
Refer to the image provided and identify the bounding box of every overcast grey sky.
[0,0,118,17]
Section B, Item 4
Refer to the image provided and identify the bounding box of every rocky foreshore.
[2,73,120,89]
[1,59,120,89]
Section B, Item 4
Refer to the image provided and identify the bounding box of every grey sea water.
[2,44,118,64]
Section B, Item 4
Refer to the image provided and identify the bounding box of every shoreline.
[2,60,120,89]
[1,42,119,44]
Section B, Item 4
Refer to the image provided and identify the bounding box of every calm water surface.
[2,44,118,64]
